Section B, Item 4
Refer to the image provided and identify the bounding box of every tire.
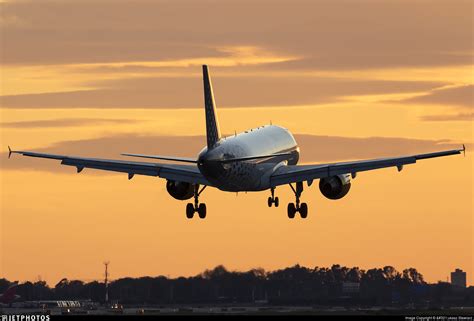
[274,197,279,207]
[300,203,308,218]
[268,196,273,207]
[287,203,296,219]
[198,203,207,219]
[186,203,194,219]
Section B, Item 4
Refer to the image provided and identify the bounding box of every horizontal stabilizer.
[121,153,197,163]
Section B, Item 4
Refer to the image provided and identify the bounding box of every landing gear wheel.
[289,182,308,219]
[300,203,308,218]
[186,185,207,219]
[268,188,279,208]
[186,203,194,219]
[287,203,296,219]
[198,203,207,219]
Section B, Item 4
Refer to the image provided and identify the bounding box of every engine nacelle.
[319,174,351,200]
[166,180,195,200]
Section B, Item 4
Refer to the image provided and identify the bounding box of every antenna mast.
[104,261,110,304]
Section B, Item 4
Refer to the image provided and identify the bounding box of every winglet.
[462,144,466,157]
[8,146,12,159]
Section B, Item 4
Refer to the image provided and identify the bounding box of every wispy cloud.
[397,85,473,109]
[0,46,298,96]
[2,0,472,68]
[0,118,140,128]
[2,0,471,116]
[68,46,299,69]
[0,77,444,109]
[420,113,474,122]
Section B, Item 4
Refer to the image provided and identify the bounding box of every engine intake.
[166,180,195,200]
[319,174,351,200]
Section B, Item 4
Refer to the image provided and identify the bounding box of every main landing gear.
[267,187,279,207]
[186,185,207,219]
[287,182,308,219]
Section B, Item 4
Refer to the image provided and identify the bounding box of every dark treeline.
[1,265,472,306]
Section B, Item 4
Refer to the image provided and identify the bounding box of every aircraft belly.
[197,125,299,191]
[207,162,267,192]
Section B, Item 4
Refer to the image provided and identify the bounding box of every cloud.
[295,135,467,163]
[2,0,470,113]
[0,46,298,96]
[0,77,443,108]
[1,0,472,68]
[255,53,473,72]
[66,46,298,69]
[0,118,139,128]
[1,134,467,174]
[0,14,27,27]
[420,113,474,122]
[398,85,473,109]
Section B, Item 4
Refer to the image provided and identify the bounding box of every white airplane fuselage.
[197,125,299,191]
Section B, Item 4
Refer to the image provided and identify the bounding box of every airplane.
[8,65,465,219]
[0,282,20,306]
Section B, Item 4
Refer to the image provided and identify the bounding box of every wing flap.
[60,158,160,176]
[327,156,416,176]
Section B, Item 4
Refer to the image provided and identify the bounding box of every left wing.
[270,146,465,187]
[8,148,211,186]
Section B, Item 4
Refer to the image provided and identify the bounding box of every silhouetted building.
[450,269,466,288]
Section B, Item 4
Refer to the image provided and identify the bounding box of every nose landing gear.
[287,182,308,219]
[186,185,207,219]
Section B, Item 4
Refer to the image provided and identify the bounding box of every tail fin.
[202,65,221,149]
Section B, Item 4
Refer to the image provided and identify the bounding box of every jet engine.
[319,174,351,200]
[166,180,195,200]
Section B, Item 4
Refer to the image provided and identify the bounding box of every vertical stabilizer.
[202,65,221,149]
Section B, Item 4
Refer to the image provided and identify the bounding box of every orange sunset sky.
[0,0,472,286]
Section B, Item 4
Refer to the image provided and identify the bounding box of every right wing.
[9,148,211,186]
[270,146,465,187]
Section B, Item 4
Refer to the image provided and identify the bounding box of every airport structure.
[104,261,110,304]
[451,268,467,288]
